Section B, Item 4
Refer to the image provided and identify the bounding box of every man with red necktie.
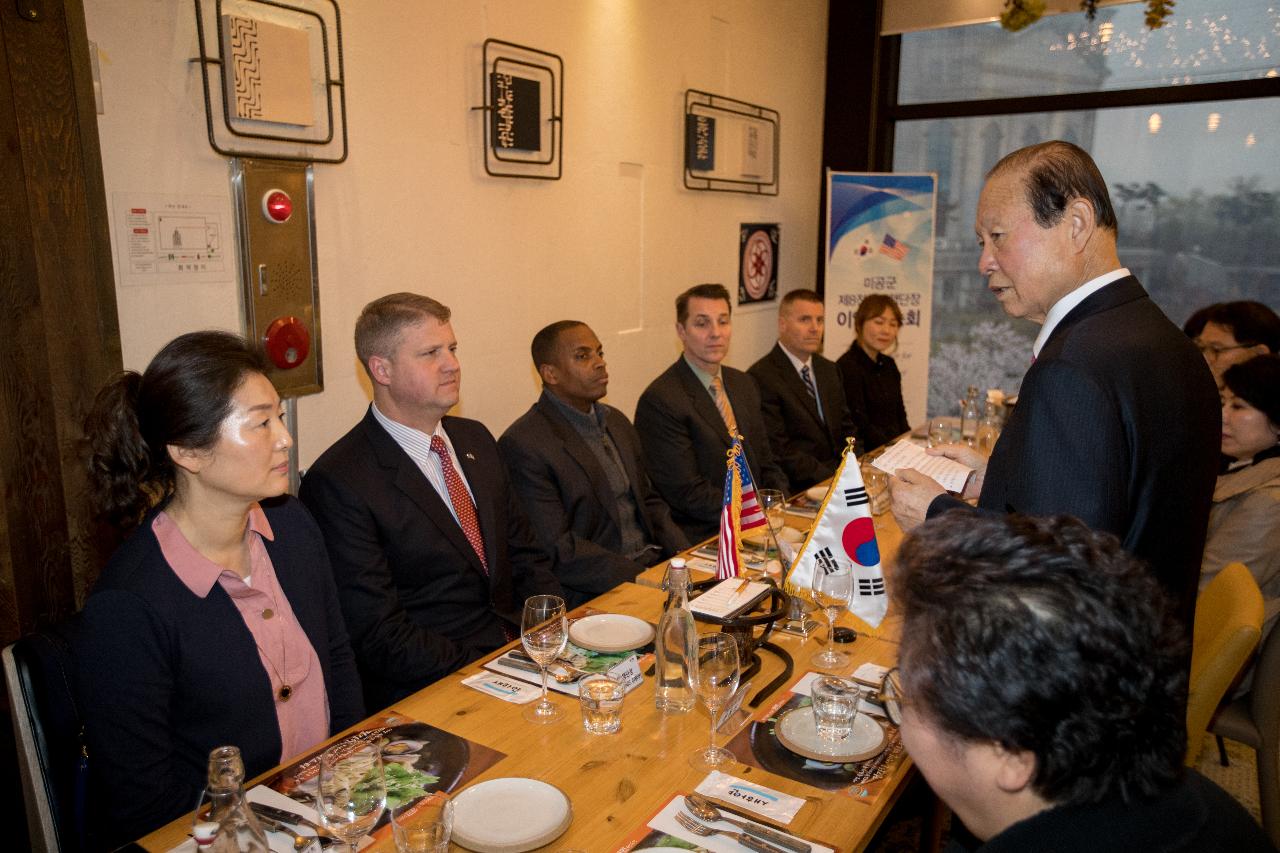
[301,292,561,708]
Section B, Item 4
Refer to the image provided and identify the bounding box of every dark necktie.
[801,364,825,423]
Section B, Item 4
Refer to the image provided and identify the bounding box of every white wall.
[86,0,829,467]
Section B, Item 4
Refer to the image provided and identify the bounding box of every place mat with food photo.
[262,712,506,842]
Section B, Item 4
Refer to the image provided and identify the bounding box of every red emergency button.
[263,316,310,369]
[262,189,293,223]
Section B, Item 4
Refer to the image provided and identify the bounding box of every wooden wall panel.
[0,0,121,646]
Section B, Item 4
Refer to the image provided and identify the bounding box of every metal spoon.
[683,794,812,853]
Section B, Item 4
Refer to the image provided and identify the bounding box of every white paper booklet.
[872,440,974,493]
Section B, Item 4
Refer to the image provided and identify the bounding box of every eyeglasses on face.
[875,667,910,727]
[1195,340,1254,358]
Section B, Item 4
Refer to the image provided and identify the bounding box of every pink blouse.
[154,507,329,762]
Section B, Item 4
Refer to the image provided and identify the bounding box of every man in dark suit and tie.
[635,283,789,543]
[499,321,688,607]
[889,141,1219,634]
[748,289,857,491]
[299,293,562,708]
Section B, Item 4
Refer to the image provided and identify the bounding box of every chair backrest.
[1247,617,1280,845]
[3,618,86,852]
[1186,562,1264,763]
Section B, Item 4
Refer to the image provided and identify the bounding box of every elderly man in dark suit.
[748,289,857,491]
[889,141,1219,634]
[635,283,789,542]
[499,321,688,607]
[299,293,562,708]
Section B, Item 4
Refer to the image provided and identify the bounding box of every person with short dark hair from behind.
[1194,300,1280,386]
[77,331,364,845]
[892,512,1273,852]
[835,293,910,452]
[299,293,562,709]
[634,283,788,542]
[1200,353,1280,692]
[499,320,688,607]
[747,289,857,491]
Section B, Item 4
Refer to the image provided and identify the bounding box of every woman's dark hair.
[894,512,1187,808]
[84,331,268,530]
[1223,354,1280,428]
[853,294,903,337]
[1206,301,1280,354]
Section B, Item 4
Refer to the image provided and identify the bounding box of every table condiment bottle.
[203,745,270,852]
[654,560,698,713]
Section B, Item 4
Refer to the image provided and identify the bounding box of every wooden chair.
[1185,562,1263,765]
[1212,613,1280,847]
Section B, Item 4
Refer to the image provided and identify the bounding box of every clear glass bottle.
[960,385,981,446]
[201,746,270,852]
[654,560,698,713]
[977,399,1002,453]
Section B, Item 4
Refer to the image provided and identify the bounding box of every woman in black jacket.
[836,294,910,452]
[77,331,363,845]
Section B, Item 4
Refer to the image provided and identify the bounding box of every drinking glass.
[927,418,951,448]
[689,633,741,770]
[758,488,787,564]
[578,673,625,734]
[315,741,387,852]
[521,594,568,723]
[811,676,862,741]
[859,461,890,516]
[389,793,453,853]
[811,562,853,670]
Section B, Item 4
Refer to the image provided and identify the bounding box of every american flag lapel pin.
[465,452,476,461]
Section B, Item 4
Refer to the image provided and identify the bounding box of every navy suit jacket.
[749,343,857,491]
[299,408,562,709]
[498,394,688,608]
[76,496,364,845]
[929,276,1220,632]
[634,359,788,542]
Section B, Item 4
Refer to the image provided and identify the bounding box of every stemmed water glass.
[689,633,741,770]
[521,594,569,724]
[811,561,853,670]
[315,741,387,852]
[758,489,787,567]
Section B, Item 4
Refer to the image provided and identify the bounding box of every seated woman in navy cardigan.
[77,330,364,845]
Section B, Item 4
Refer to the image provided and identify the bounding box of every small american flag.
[879,233,909,261]
[716,439,766,579]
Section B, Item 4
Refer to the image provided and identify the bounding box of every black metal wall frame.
[684,89,780,196]
[191,0,349,164]
[472,38,563,180]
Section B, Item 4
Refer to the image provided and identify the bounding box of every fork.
[674,811,788,852]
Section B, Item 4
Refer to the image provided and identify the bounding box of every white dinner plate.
[568,613,655,653]
[451,777,572,852]
[775,707,886,763]
[805,485,828,502]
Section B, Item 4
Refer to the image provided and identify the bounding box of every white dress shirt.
[371,402,476,526]
[1032,267,1131,358]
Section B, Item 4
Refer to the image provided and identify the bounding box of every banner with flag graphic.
[784,446,888,628]
[717,438,768,580]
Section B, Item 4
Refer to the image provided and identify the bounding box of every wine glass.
[521,594,568,723]
[689,633,741,770]
[758,489,787,566]
[315,741,387,852]
[811,561,853,670]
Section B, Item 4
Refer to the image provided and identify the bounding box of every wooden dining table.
[141,494,913,853]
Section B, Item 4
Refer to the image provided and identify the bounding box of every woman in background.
[1200,354,1280,676]
[837,294,910,452]
[77,331,363,844]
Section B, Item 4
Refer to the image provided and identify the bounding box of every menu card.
[689,578,771,619]
[872,440,973,493]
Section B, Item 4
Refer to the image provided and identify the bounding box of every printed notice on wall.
[112,193,233,287]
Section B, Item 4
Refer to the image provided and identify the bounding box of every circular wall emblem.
[742,229,774,299]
